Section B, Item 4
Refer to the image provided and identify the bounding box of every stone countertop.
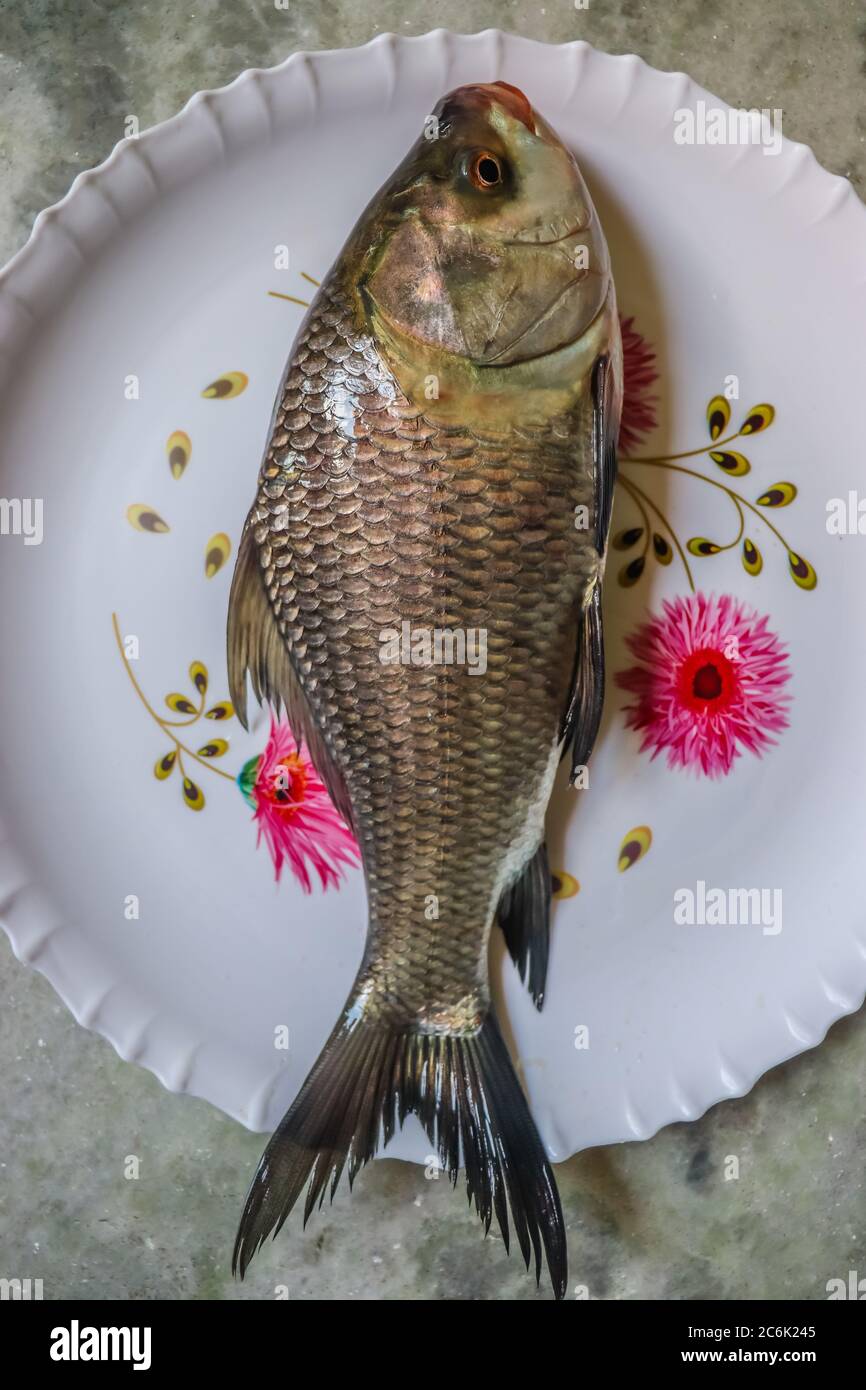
[0,0,863,1301]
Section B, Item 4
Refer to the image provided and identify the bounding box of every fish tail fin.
[232,1009,568,1299]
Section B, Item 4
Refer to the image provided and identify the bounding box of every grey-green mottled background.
[0,0,864,1301]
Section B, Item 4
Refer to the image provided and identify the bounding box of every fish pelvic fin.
[562,581,605,777]
[227,525,356,833]
[497,842,552,1010]
[232,1009,568,1300]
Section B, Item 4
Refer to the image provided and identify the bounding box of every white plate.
[1,30,865,1162]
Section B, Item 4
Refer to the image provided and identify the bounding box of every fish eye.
[468,151,505,190]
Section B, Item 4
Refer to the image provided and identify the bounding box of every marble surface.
[1,0,864,1301]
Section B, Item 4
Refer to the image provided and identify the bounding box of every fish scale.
[249,281,597,1031]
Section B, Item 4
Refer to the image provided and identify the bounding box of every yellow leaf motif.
[205,701,234,721]
[189,661,208,697]
[618,557,645,587]
[551,871,580,900]
[739,403,775,435]
[197,739,229,758]
[182,778,205,811]
[706,395,730,441]
[205,533,231,579]
[788,552,817,590]
[652,533,672,565]
[166,430,191,479]
[756,482,796,508]
[165,693,196,716]
[202,371,248,400]
[742,538,763,576]
[613,527,643,550]
[709,450,750,476]
[618,826,652,873]
[127,504,169,533]
[154,750,177,780]
[687,537,721,556]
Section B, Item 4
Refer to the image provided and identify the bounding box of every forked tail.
[233,1010,567,1298]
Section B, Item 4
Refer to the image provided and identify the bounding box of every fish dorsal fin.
[227,528,356,835]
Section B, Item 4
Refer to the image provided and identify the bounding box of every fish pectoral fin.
[591,351,618,555]
[497,841,552,1010]
[560,350,619,778]
[233,1008,567,1300]
[227,527,356,833]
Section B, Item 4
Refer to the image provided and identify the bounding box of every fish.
[227,80,622,1299]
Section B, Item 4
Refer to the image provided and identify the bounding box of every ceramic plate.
[1,30,865,1162]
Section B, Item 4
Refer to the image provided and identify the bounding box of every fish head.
[359,82,612,370]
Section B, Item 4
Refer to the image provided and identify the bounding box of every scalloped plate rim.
[0,29,864,1155]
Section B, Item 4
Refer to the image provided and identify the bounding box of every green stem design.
[617,475,649,532]
[618,473,696,592]
[715,494,746,552]
[620,430,740,464]
[618,479,652,561]
[268,290,311,308]
[112,613,235,783]
[625,457,794,553]
[158,694,205,728]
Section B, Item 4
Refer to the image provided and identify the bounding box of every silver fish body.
[228,82,621,1297]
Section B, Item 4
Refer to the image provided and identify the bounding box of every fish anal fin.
[497,842,552,1010]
